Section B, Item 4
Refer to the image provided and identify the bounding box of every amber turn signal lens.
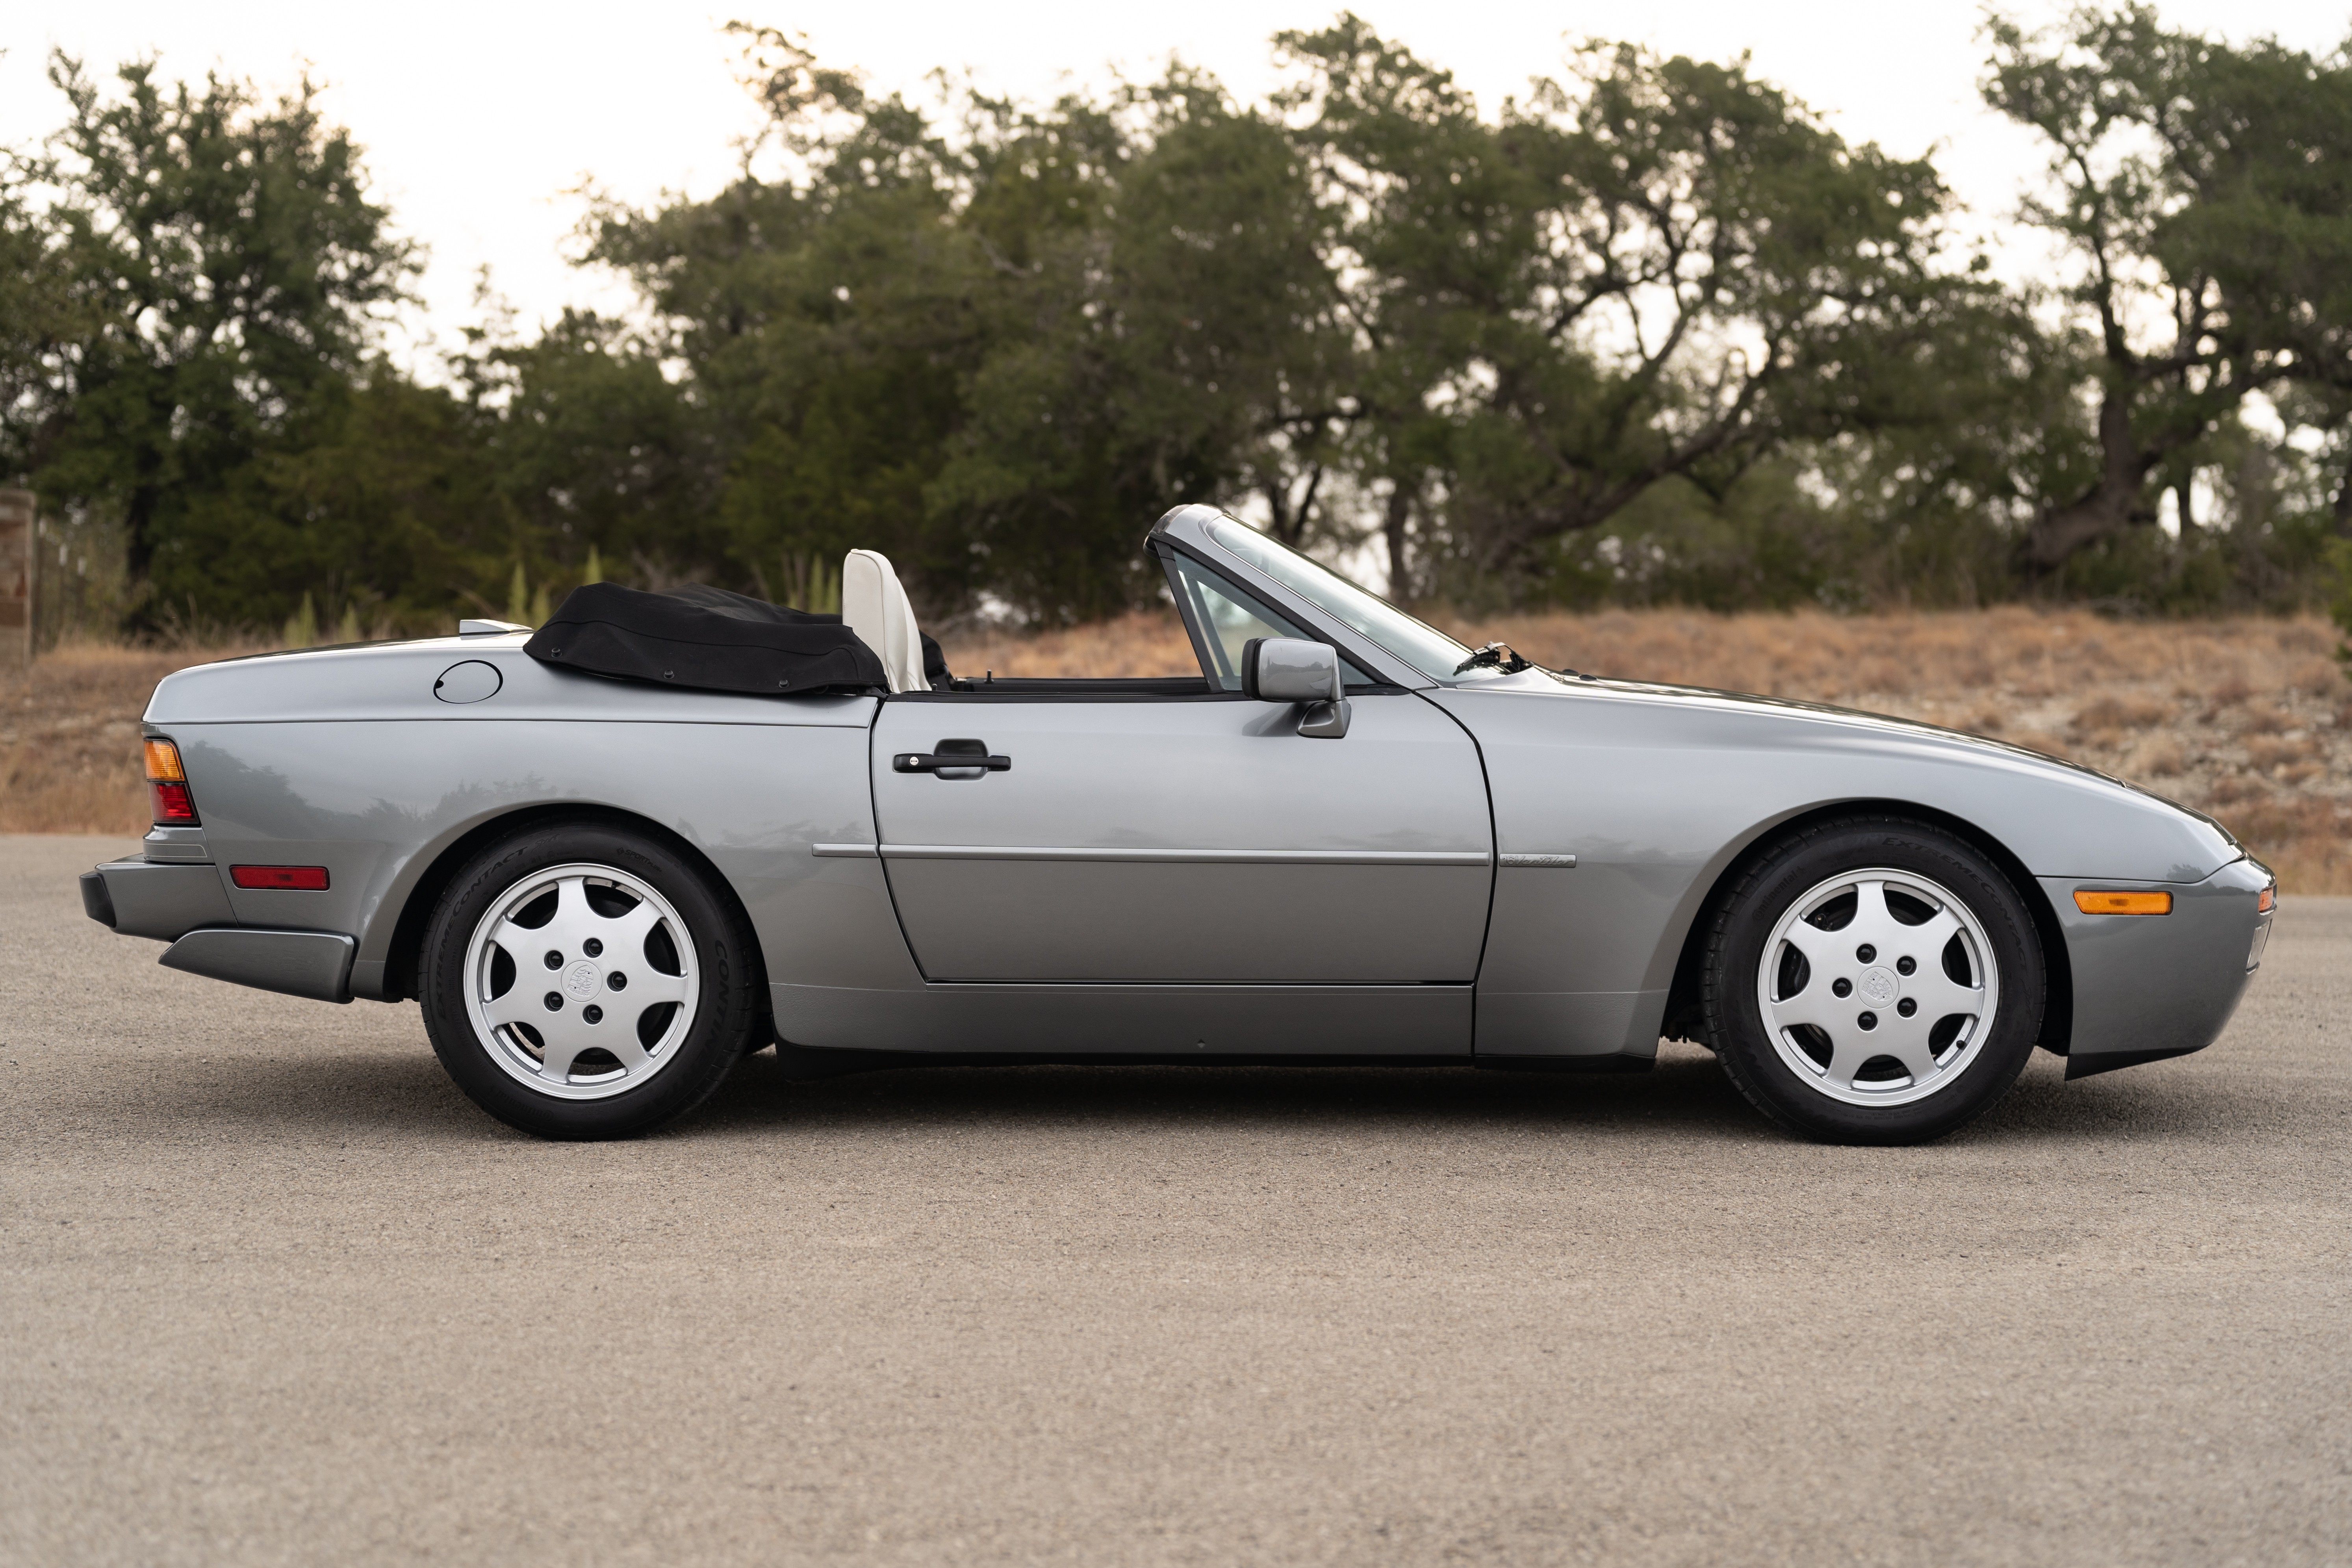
[149,781,198,825]
[231,865,329,891]
[142,737,185,782]
[2257,886,2275,914]
[2074,890,2172,916]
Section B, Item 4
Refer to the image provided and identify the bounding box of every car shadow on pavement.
[1965,1052,2278,1145]
[713,1036,2302,1147]
[689,1042,2278,1148]
[697,1048,1768,1143]
[79,1041,2282,1150]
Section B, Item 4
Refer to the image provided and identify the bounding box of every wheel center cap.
[1858,965,1898,1006]
[561,959,602,1001]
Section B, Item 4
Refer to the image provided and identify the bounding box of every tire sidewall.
[1706,818,2044,1145]
[419,821,762,1138]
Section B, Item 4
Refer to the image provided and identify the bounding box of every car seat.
[840,549,927,694]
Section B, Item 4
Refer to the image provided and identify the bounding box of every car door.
[867,560,1492,986]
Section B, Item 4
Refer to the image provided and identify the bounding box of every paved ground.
[2,835,2345,1566]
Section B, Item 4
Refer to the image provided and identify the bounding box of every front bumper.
[2042,856,2273,1080]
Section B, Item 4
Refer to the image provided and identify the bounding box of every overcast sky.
[4,0,2344,367]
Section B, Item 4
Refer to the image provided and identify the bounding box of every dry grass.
[942,607,2350,894]
[948,607,1203,679]
[0,639,261,835]
[8,610,2346,891]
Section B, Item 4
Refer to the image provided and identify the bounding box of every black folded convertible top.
[525,583,894,696]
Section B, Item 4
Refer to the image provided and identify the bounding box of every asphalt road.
[3,834,2346,1566]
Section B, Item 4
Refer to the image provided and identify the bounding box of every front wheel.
[419,822,765,1139]
[1702,817,2044,1145]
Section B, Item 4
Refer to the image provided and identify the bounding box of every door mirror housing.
[1241,638,1342,704]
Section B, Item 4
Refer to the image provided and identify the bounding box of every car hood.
[1455,665,2240,856]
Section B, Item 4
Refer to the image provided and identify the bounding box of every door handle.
[894,742,1011,776]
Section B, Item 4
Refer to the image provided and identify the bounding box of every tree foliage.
[2,11,2347,637]
[1986,4,2352,573]
[3,57,419,622]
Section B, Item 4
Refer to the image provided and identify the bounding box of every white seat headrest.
[840,549,927,694]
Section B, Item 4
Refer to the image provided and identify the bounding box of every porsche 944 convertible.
[80,505,2275,1142]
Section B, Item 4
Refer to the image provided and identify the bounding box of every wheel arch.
[377,804,765,1009]
[1657,799,2072,1055]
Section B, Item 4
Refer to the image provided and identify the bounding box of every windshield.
[1205,519,1506,683]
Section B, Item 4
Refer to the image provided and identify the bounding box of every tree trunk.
[1265,464,1323,549]
[2334,449,2352,537]
[2018,392,2152,572]
[124,482,157,587]
[1382,484,1412,602]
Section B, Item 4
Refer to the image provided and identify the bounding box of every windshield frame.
[1200,518,1517,686]
[1144,505,1510,689]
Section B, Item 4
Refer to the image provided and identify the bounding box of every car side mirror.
[1242,638,1341,703]
[1241,637,1350,739]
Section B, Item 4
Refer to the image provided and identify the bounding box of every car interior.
[843,542,1376,701]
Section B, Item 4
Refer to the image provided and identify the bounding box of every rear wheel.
[1702,817,2043,1145]
[419,822,763,1138]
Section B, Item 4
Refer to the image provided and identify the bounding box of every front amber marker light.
[2074,890,2173,916]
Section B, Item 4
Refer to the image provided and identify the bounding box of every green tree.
[5,54,417,625]
[457,302,719,592]
[587,37,995,608]
[237,373,501,627]
[591,31,1360,621]
[1278,19,2000,601]
[1985,6,2352,572]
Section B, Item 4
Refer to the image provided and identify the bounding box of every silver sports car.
[80,505,2275,1143]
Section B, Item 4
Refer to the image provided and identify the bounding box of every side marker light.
[232,865,330,891]
[2256,886,2275,915]
[2074,890,2172,916]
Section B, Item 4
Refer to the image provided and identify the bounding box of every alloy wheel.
[1754,867,2000,1108]
[462,862,699,1100]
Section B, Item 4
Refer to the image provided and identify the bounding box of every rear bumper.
[78,871,116,927]
[82,859,234,940]
[83,859,354,1003]
[158,928,355,1004]
[2042,856,2273,1080]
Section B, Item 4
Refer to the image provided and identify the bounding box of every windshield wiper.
[1454,640,1532,675]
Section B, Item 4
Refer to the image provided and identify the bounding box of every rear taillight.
[150,782,198,823]
[144,738,198,826]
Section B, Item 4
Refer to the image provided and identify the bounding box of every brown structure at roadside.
[0,489,32,669]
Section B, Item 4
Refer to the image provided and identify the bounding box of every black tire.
[1701,816,2044,1145]
[418,820,765,1139]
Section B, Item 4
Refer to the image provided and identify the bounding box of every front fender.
[1433,682,2241,1059]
